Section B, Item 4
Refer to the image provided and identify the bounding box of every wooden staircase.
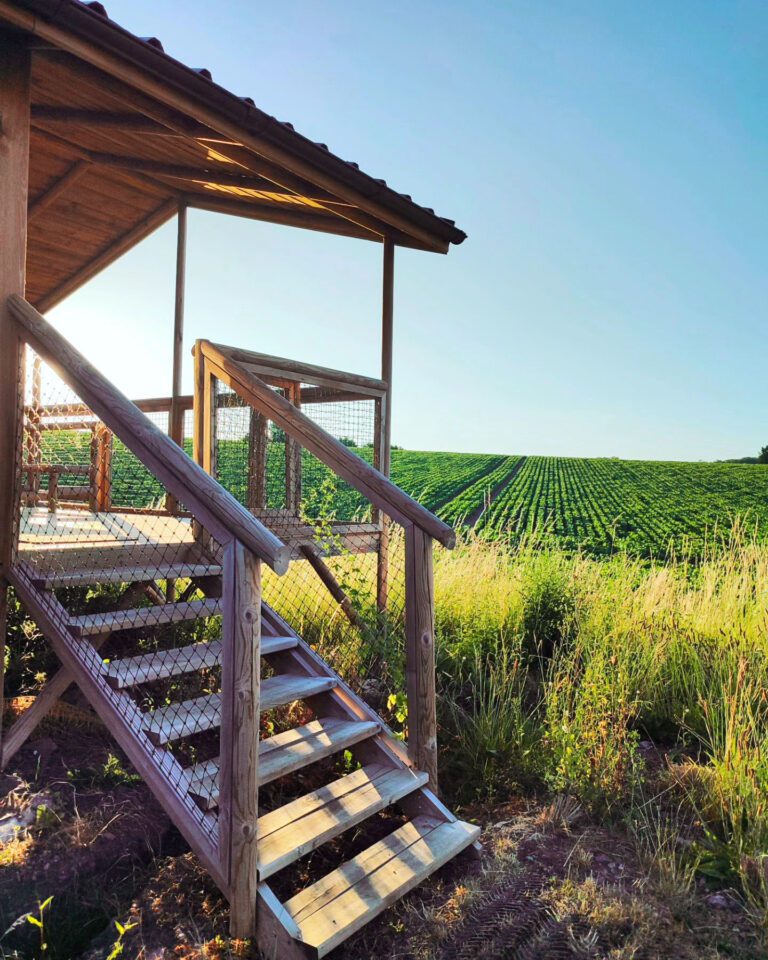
[8,555,480,958]
[4,296,479,958]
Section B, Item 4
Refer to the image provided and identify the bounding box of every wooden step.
[32,562,222,589]
[283,816,482,956]
[258,763,428,879]
[103,635,297,688]
[143,674,338,745]
[260,674,337,712]
[68,598,222,636]
[187,716,380,809]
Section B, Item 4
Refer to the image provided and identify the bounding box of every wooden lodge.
[0,2,477,954]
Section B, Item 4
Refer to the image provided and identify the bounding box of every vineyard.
[37,431,768,557]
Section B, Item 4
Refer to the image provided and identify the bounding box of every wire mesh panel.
[210,370,407,715]
[213,379,377,522]
[14,346,227,848]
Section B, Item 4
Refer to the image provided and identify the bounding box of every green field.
[38,432,768,556]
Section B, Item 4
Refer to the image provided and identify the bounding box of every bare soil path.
[465,455,527,528]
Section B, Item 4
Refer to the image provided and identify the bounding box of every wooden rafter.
[28,158,90,221]
[35,197,178,313]
[31,105,238,142]
[30,50,444,249]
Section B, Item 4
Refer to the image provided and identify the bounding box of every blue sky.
[49,1,768,460]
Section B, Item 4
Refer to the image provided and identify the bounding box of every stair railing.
[194,337,456,791]
[7,295,288,935]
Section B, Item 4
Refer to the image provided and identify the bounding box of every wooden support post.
[167,205,187,596]
[284,382,301,514]
[377,239,395,612]
[248,409,268,511]
[219,540,261,937]
[380,238,395,477]
[95,425,112,512]
[169,204,187,450]
[0,37,30,577]
[299,543,364,630]
[0,582,7,761]
[404,524,438,792]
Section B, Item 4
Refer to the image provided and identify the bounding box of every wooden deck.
[17,506,200,576]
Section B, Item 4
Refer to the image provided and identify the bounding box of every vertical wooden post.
[377,239,395,612]
[0,582,7,762]
[0,36,30,577]
[404,524,438,791]
[26,355,42,503]
[380,238,395,477]
[166,205,187,531]
[219,540,261,937]
[88,423,99,512]
[247,410,268,512]
[0,39,30,747]
[95,425,112,512]
[284,382,302,515]
[192,341,212,548]
[169,204,187,448]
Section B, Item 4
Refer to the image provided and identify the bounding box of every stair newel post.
[219,539,261,937]
[404,524,438,792]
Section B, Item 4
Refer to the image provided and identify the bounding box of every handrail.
[9,296,291,574]
[216,343,387,397]
[198,339,457,549]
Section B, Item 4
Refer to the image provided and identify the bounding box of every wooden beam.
[28,159,90,221]
[377,239,395,612]
[183,193,395,246]
[219,541,261,936]
[170,204,187,446]
[0,36,30,577]
[380,239,395,478]
[299,543,364,630]
[284,382,301,514]
[217,344,387,395]
[22,46,450,250]
[404,525,438,791]
[199,341,456,549]
[31,105,238,142]
[34,198,178,313]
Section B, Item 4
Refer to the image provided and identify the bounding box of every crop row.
[479,456,768,556]
[438,456,522,525]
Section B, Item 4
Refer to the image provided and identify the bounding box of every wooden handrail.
[199,340,456,549]
[215,343,388,397]
[9,296,291,574]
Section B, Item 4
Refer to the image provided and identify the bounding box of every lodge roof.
[0,0,466,312]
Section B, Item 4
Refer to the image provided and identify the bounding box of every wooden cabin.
[0,2,477,955]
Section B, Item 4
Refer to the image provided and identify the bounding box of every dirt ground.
[0,715,765,960]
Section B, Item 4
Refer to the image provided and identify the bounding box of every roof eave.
[1,0,467,251]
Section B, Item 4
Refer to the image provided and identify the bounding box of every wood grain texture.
[299,544,364,630]
[405,525,438,791]
[219,542,261,936]
[28,159,90,222]
[199,342,455,549]
[8,563,225,891]
[0,37,30,574]
[8,297,290,573]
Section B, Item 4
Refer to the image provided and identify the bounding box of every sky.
[48,1,768,461]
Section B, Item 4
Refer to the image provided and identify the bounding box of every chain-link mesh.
[212,374,407,712]
[14,346,223,846]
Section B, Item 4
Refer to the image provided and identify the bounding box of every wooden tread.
[103,635,297,688]
[143,673,337,745]
[33,562,221,589]
[283,816,481,956]
[187,716,380,809]
[258,763,428,879]
[68,598,222,636]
